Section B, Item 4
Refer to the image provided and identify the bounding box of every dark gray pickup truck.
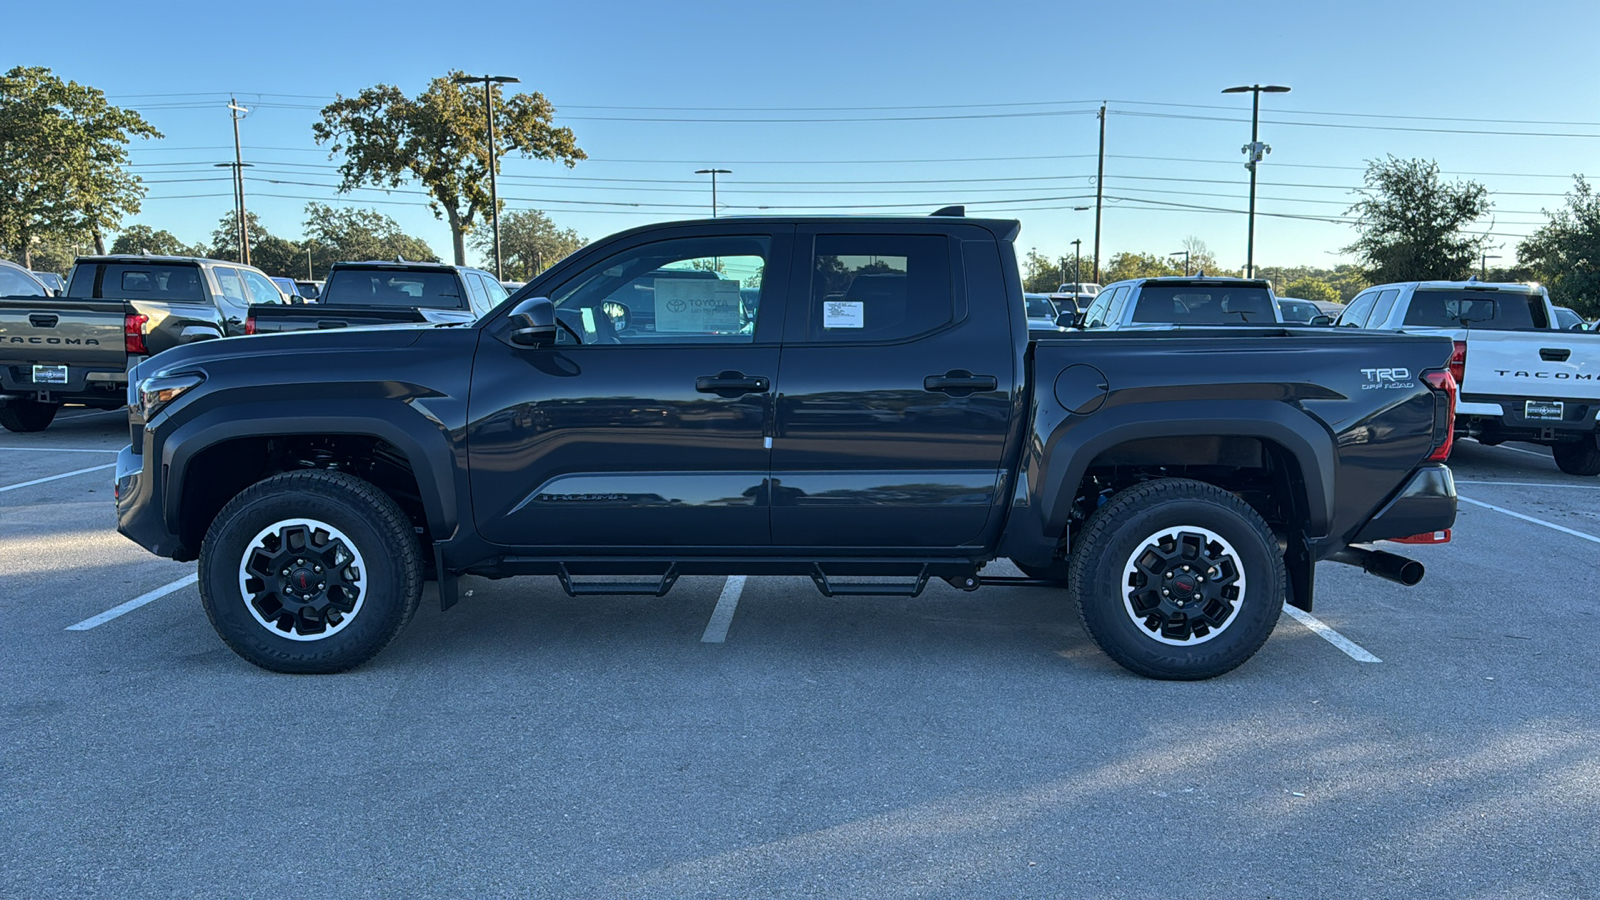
[0,254,284,432]
[245,261,505,334]
[117,213,1459,680]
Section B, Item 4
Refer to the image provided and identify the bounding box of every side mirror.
[1309,314,1333,326]
[508,296,557,346]
[601,300,631,333]
[1054,311,1077,329]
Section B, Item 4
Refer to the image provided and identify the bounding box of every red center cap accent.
[1175,577,1194,592]
[294,570,313,590]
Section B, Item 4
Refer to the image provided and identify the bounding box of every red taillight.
[124,313,149,355]
[1422,367,1457,461]
[1392,529,1451,544]
[245,316,256,336]
[1448,340,1466,388]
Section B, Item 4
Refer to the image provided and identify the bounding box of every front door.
[468,226,790,550]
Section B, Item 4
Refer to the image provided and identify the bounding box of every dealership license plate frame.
[1525,399,1564,421]
[31,365,68,385]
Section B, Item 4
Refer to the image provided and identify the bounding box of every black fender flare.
[1031,399,1336,544]
[159,399,460,542]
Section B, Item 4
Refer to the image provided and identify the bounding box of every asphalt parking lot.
[3,410,1598,898]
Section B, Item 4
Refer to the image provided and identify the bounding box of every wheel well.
[178,434,430,556]
[1069,436,1307,543]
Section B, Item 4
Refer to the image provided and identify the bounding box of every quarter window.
[805,234,952,342]
[1338,291,1379,328]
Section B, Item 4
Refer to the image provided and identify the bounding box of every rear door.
[768,225,1017,549]
[468,224,790,549]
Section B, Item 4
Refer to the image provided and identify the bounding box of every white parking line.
[1457,480,1600,490]
[1459,496,1600,545]
[701,575,746,643]
[66,573,198,631]
[1475,442,1551,460]
[0,463,116,493]
[1282,604,1382,663]
[0,446,120,454]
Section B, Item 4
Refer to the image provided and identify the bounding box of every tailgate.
[249,304,427,333]
[1461,330,1600,401]
[0,298,128,366]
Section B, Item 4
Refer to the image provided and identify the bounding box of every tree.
[1102,251,1183,282]
[313,71,585,266]
[469,208,584,281]
[1179,236,1222,274]
[205,211,305,277]
[301,203,437,277]
[1345,156,1491,283]
[1283,277,1340,305]
[1518,176,1600,318]
[110,225,203,257]
[0,66,160,265]
[24,233,93,274]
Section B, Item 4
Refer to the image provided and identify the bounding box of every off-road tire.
[198,470,422,673]
[0,400,60,433]
[1552,437,1600,477]
[1069,478,1284,680]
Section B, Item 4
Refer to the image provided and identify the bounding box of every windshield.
[1131,285,1276,324]
[1402,289,1546,329]
[1278,299,1320,323]
[321,268,462,309]
[1025,296,1056,318]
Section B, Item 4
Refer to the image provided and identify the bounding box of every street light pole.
[1222,84,1290,279]
[1071,239,1083,290]
[1169,250,1189,275]
[695,169,732,217]
[227,98,251,265]
[1093,103,1106,283]
[1481,252,1501,279]
[454,74,521,280]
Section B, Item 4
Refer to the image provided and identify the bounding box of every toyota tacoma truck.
[115,213,1459,680]
[0,254,283,432]
[245,260,505,334]
[1337,279,1600,475]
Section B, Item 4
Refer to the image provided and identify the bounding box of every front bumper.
[116,444,187,560]
[1352,464,1457,544]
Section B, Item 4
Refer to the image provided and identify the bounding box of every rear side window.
[1402,290,1545,329]
[65,264,98,298]
[103,263,204,301]
[1366,289,1401,328]
[1338,292,1379,328]
[463,272,492,318]
[323,269,464,309]
[1131,285,1276,324]
[807,234,952,342]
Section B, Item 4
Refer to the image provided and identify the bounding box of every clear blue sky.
[12,0,1599,274]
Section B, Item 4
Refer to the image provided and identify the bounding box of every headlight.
[138,371,205,419]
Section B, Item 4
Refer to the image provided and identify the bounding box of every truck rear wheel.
[1069,478,1283,680]
[198,470,422,673]
[0,400,59,433]
[1552,437,1600,476]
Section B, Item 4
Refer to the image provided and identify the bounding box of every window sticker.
[823,300,864,329]
[654,279,742,332]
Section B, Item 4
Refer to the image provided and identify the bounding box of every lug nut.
[281,569,290,576]
[1162,589,1170,596]
[1196,576,1205,583]
[313,566,322,573]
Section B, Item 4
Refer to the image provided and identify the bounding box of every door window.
[241,269,285,305]
[1338,291,1379,328]
[1365,289,1402,328]
[464,272,492,317]
[804,234,952,342]
[548,235,769,345]
[212,267,250,306]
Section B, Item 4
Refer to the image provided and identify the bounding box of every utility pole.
[1071,239,1083,290]
[453,74,521,280]
[213,160,253,260]
[1481,251,1501,279]
[228,98,250,265]
[1222,84,1290,279]
[1169,250,1190,275]
[696,169,731,217]
[1093,103,1106,283]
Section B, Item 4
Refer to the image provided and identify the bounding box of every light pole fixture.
[454,73,521,280]
[1221,83,1290,279]
[695,169,732,218]
[1169,250,1190,275]
[1071,238,1083,290]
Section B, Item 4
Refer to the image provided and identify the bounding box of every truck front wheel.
[1552,436,1600,476]
[197,470,423,673]
[0,400,59,433]
[1069,478,1283,680]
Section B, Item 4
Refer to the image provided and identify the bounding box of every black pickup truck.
[116,214,1459,680]
[0,254,283,432]
[245,260,506,334]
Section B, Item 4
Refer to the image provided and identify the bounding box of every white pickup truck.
[1336,280,1600,475]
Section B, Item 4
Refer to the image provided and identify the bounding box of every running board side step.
[556,562,680,597]
[811,564,933,598]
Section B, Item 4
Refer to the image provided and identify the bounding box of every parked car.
[1278,297,1334,325]
[1,259,52,296]
[246,261,505,334]
[1073,277,1283,329]
[270,277,312,304]
[1024,292,1060,329]
[0,254,284,432]
[1058,282,1101,296]
[1335,280,1600,475]
[294,280,323,302]
[117,213,1457,681]
[1553,306,1586,332]
[1047,291,1090,318]
[31,271,66,295]
[500,281,526,293]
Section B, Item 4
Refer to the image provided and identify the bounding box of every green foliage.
[1102,251,1183,282]
[313,72,585,265]
[302,203,437,276]
[470,208,584,281]
[26,233,94,274]
[1518,177,1600,318]
[110,225,204,257]
[0,66,159,267]
[1345,156,1491,283]
[1283,278,1340,305]
[1021,248,1081,293]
